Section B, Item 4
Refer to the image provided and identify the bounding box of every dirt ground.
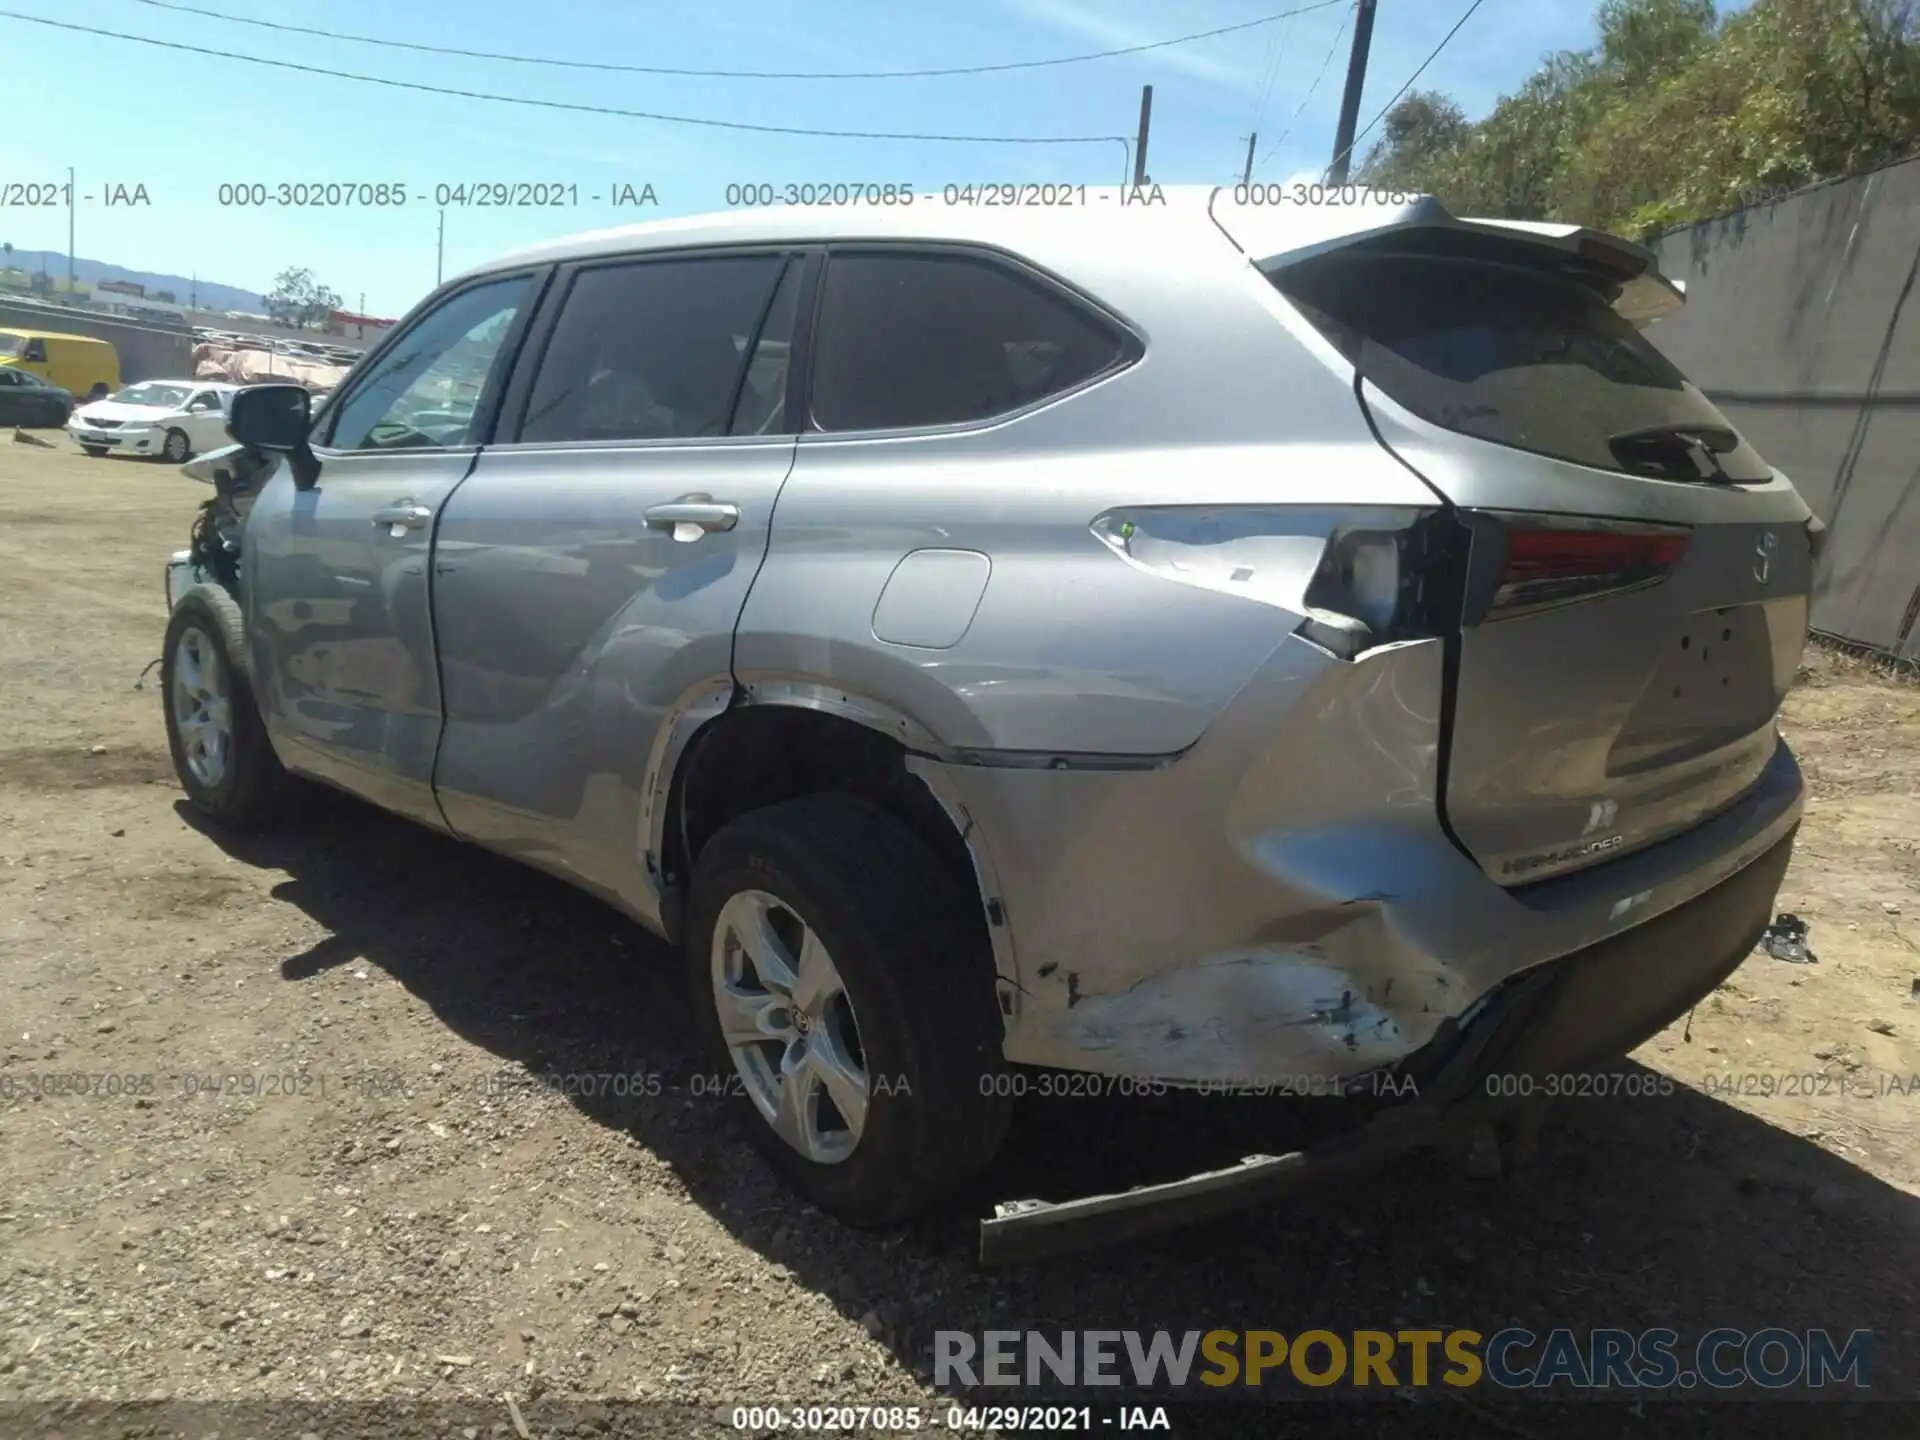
[1,435,1917,1434]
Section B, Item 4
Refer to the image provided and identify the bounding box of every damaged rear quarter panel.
[925,632,1486,1084]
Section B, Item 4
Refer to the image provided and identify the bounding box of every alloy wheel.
[171,626,232,787]
[710,889,870,1164]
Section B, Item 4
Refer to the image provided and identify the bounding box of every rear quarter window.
[809,250,1132,433]
[1273,252,1771,483]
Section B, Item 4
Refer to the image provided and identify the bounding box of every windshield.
[108,383,192,409]
[0,333,25,359]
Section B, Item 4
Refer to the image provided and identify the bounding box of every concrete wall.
[1648,158,1920,658]
[0,302,194,387]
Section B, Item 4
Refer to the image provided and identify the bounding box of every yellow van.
[0,328,122,401]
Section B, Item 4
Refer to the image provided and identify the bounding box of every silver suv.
[161,190,1815,1241]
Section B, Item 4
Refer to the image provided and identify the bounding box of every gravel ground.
[1,437,1917,1438]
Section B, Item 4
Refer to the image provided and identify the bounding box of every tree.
[1595,0,1718,86]
[155,289,177,303]
[1358,91,1471,190]
[265,267,343,329]
[1337,0,1920,238]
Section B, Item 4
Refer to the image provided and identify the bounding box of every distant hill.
[1,251,264,313]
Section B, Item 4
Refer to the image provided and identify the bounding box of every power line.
[117,0,1350,80]
[1246,16,1294,146]
[1328,0,1489,177]
[0,10,1128,147]
[1257,3,1352,170]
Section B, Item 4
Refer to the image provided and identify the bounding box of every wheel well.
[666,704,987,942]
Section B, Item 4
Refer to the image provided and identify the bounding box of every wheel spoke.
[807,1030,869,1143]
[789,928,837,1018]
[176,641,203,698]
[771,1047,815,1151]
[715,983,787,1049]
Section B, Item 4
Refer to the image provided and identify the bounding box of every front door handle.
[645,497,740,540]
[371,503,432,535]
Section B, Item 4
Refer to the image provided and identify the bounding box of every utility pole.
[1327,0,1379,186]
[190,273,198,310]
[66,165,76,297]
[1133,85,1154,186]
[436,209,445,286]
[1241,132,1258,187]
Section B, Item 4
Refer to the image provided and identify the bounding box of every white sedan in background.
[68,380,238,462]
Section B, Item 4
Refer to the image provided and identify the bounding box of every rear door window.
[809,251,1130,433]
[517,254,793,444]
[1273,252,1771,482]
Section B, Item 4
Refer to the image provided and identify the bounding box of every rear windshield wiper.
[1608,423,1739,481]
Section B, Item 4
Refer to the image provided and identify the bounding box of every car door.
[429,247,810,920]
[182,389,229,451]
[0,368,23,426]
[26,372,70,426]
[243,270,545,827]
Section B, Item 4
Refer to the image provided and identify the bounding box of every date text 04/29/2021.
[211,182,660,209]
[718,182,1170,208]
[728,1404,1171,1432]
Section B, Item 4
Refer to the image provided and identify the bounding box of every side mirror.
[229,383,321,488]
[228,383,311,451]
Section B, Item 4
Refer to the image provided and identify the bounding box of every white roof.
[453,183,1664,287]
[125,378,239,389]
[452,184,1409,283]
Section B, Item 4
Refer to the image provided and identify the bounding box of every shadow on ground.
[183,790,1920,1427]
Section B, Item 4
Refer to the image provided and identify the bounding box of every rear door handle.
[371,503,432,534]
[645,498,740,538]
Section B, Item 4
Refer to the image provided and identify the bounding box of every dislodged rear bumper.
[979,824,1795,1263]
[916,631,1804,1087]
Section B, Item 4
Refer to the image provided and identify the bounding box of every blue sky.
[3,0,1743,316]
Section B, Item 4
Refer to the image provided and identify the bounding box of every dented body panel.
[921,632,1803,1085]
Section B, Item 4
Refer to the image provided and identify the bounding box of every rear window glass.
[1273,253,1771,483]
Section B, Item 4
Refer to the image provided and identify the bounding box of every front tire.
[79,444,107,457]
[162,428,191,463]
[686,793,1010,1227]
[161,584,287,827]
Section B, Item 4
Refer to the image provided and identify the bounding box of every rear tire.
[685,793,1010,1227]
[161,583,288,828]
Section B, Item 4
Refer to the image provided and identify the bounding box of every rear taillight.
[1090,505,1472,661]
[1486,518,1690,621]
[1300,511,1471,655]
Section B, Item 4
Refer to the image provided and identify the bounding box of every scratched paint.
[1049,951,1412,1083]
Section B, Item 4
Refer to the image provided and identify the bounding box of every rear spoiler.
[1207,189,1687,329]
